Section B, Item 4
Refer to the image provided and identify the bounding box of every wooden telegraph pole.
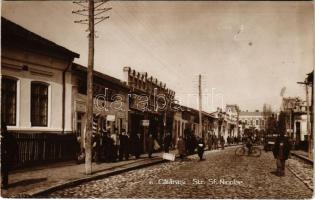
[198,74,203,139]
[73,0,111,175]
[85,0,95,175]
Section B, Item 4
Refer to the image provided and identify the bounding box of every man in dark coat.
[147,134,154,158]
[119,130,129,161]
[177,136,186,160]
[208,135,213,150]
[131,133,141,159]
[272,133,291,176]
[124,133,130,160]
[163,132,172,153]
[118,132,124,161]
[196,137,205,161]
[1,122,18,189]
[220,136,225,150]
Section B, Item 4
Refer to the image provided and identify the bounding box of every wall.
[1,46,72,133]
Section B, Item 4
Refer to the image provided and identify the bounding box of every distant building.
[239,110,265,131]
[281,97,309,149]
[225,104,239,137]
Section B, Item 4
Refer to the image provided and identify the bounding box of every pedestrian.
[1,121,19,189]
[272,133,291,176]
[124,132,130,160]
[131,133,141,159]
[118,131,125,161]
[207,135,213,150]
[93,133,102,163]
[196,137,205,161]
[190,133,197,155]
[102,131,110,162]
[111,130,119,162]
[107,133,114,162]
[163,132,172,153]
[213,135,218,149]
[220,136,225,150]
[177,136,186,160]
[147,134,154,158]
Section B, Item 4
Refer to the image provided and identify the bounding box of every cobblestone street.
[48,147,313,199]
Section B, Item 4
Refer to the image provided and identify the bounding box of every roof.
[72,63,129,90]
[239,111,263,117]
[2,17,79,59]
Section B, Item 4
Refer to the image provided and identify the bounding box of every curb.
[10,147,239,198]
[29,158,167,197]
[291,152,313,165]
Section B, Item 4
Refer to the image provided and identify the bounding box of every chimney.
[123,66,131,85]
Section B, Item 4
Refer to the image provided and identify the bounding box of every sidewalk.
[291,150,313,164]
[1,151,175,198]
[1,145,241,198]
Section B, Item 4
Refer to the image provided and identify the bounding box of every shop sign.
[107,115,116,121]
[141,120,150,126]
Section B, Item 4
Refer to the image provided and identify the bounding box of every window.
[76,112,84,137]
[31,82,48,126]
[1,77,17,125]
[256,120,259,125]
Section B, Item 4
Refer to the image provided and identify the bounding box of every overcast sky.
[2,1,314,112]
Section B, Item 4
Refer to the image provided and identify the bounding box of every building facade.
[71,63,129,147]
[123,66,176,149]
[239,110,265,132]
[1,17,79,134]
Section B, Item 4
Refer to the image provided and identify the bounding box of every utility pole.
[297,79,312,159]
[84,0,95,175]
[73,0,111,175]
[305,82,311,159]
[198,74,203,139]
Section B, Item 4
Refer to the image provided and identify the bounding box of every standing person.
[93,133,102,163]
[1,122,18,189]
[272,133,291,176]
[147,134,154,158]
[196,137,205,161]
[111,130,119,162]
[207,135,213,150]
[163,132,172,153]
[107,133,114,162]
[220,136,225,150]
[124,132,130,160]
[177,136,186,160]
[132,133,141,159]
[213,135,218,149]
[118,131,125,161]
[102,131,110,162]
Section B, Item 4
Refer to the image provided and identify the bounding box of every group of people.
[177,135,208,161]
[77,129,143,163]
[207,134,226,150]
[77,130,175,163]
[226,135,242,145]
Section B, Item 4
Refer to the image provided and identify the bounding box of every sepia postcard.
[0,0,314,199]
